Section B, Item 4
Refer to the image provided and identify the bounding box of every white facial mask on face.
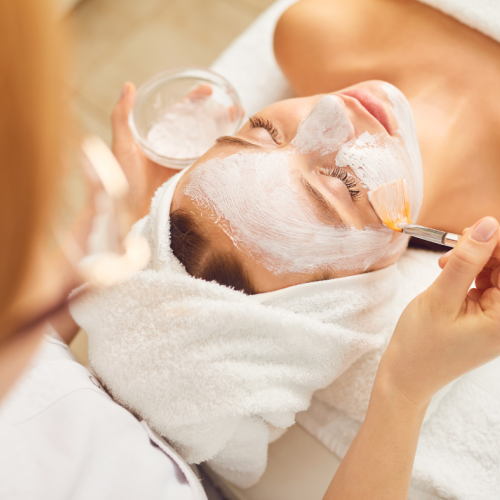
[185,151,399,275]
[185,86,422,276]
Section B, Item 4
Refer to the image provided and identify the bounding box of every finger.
[492,264,500,289]
[462,228,500,262]
[475,257,500,290]
[475,268,493,291]
[484,256,499,269]
[492,245,500,261]
[228,104,238,122]
[438,232,481,269]
[449,250,500,271]
[439,220,496,271]
[479,286,500,321]
[438,249,452,269]
[186,84,213,101]
[111,82,136,154]
[431,217,500,310]
[468,287,484,302]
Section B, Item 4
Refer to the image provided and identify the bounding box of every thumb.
[111,82,136,153]
[431,217,499,309]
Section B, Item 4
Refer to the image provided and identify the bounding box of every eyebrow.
[215,136,264,149]
[300,175,344,225]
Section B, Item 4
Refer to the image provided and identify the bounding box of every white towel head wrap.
[71,169,403,487]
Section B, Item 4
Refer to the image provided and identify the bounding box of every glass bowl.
[129,67,244,169]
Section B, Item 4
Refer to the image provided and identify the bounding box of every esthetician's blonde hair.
[0,0,62,335]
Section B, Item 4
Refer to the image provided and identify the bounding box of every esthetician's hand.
[379,216,500,407]
[438,224,500,289]
[111,82,177,220]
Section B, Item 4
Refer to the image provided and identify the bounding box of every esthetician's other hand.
[380,216,500,407]
[111,82,177,220]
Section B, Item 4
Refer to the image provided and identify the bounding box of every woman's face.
[172,81,423,293]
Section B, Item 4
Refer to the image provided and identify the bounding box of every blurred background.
[66,0,273,145]
[64,0,274,363]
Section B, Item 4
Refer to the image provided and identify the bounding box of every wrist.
[372,364,431,418]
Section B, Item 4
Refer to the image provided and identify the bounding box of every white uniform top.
[0,329,208,500]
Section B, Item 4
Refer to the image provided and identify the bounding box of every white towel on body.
[298,356,500,500]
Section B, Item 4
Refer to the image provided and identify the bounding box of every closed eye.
[320,166,361,200]
[249,116,281,144]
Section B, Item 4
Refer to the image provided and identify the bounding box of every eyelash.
[249,116,280,143]
[247,118,360,200]
[320,166,361,200]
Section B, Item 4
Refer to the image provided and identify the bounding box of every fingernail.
[440,250,452,261]
[438,250,452,268]
[471,217,498,242]
[120,83,129,100]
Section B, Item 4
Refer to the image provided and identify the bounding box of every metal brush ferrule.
[442,232,459,247]
[398,223,459,248]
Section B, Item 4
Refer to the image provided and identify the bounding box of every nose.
[336,93,391,137]
[291,95,355,156]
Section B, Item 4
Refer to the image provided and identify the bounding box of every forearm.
[323,369,428,500]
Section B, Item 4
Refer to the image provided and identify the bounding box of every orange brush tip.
[368,179,412,232]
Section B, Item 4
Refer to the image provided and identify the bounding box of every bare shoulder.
[274,0,381,95]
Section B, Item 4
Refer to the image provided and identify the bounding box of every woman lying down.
[71,1,500,497]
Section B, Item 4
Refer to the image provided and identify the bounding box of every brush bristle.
[368,179,412,232]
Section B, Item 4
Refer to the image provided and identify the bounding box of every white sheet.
[211,0,297,117]
[418,0,500,44]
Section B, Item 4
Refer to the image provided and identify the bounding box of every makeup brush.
[368,179,460,247]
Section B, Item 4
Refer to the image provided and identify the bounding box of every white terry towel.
[299,358,500,500]
[70,169,431,488]
[263,249,452,426]
[418,0,500,44]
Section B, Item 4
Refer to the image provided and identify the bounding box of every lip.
[339,89,394,135]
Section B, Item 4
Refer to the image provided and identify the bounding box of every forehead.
[171,173,237,253]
